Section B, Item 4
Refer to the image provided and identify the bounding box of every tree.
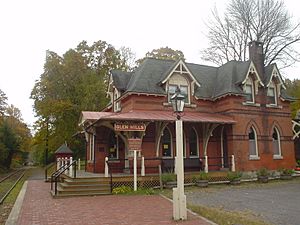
[285,79,300,117]
[0,119,19,169]
[31,40,133,164]
[137,47,185,65]
[202,0,300,68]
[0,89,7,116]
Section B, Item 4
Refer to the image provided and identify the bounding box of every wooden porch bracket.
[155,121,169,157]
[202,123,219,157]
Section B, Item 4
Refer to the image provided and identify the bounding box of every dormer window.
[167,74,190,104]
[113,88,121,112]
[267,83,277,105]
[244,78,254,103]
[168,84,188,103]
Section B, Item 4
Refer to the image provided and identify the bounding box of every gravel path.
[186,178,300,225]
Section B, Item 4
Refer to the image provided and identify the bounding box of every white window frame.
[113,88,121,112]
[267,82,277,106]
[189,127,199,158]
[249,127,260,160]
[167,84,190,104]
[244,79,255,104]
[272,127,283,159]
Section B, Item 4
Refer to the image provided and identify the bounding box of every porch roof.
[81,110,236,125]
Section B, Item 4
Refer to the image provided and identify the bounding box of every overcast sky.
[0,0,299,128]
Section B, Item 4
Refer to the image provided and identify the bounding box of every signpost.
[114,122,145,191]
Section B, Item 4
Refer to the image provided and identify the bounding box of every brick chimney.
[248,41,264,79]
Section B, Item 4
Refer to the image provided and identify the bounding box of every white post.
[173,119,187,220]
[56,158,60,170]
[174,156,177,174]
[141,156,145,176]
[64,157,68,175]
[104,157,109,177]
[231,155,236,172]
[204,155,208,173]
[134,150,137,191]
[78,158,81,171]
[69,157,73,177]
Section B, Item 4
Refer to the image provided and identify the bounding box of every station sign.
[114,123,146,131]
[128,138,142,151]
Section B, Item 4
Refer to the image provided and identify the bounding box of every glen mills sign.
[114,122,146,132]
[114,122,145,151]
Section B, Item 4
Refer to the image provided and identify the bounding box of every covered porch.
[80,110,236,175]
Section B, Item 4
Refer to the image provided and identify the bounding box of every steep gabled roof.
[109,58,293,101]
[111,70,133,91]
[264,63,285,88]
[213,60,250,99]
[55,144,73,154]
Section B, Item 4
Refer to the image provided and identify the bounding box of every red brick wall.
[88,87,295,173]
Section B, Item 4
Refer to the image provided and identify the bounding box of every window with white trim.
[267,82,277,105]
[167,74,190,103]
[113,88,121,112]
[89,134,95,161]
[189,128,199,157]
[272,127,282,158]
[162,128,172,157]
[108,132,118,159]
[244,79,254,103]
[249,127,259,159]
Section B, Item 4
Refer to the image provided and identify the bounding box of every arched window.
[244,78,255,103]
[189,128,198,157]
[249,127,259,159]
[272,127,282,159]
[162,128,172,157]
[108,132,118,159]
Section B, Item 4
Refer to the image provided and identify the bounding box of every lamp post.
[171,87,187,220]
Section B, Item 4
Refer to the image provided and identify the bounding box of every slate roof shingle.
[110,58,293,101]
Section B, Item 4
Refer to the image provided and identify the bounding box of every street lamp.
[171,86,187,220]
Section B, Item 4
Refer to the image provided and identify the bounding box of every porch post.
[231,155,236,172]
[78,158,81,171]
[56,158,60,170]
[64,157,68,175]
[104,157,109,177]
[141,156,145,176]
[69,157,73,177]
[204,155,208,173]
[220,126,224,168]
[133,150,137,191]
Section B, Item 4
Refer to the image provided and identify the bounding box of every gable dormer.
[265,65,285,106]
[160,59,200,104]
[242,61,264,105]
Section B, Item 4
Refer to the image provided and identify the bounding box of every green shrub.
[278,168,294,175]
[256,168,269,177]
[193,172,209,182]
[112,185,132,194]
[227,171,242,181]
[161,173,176,184]
[112,186,155,195]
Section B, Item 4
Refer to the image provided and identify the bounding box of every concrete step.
[56,186,110,195]
[50,190,110,198]
[59,183,110,190]
[64,178,110,185]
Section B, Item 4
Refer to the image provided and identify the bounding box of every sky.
[0,0,299,128]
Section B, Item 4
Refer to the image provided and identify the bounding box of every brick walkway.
[16,180,212,225]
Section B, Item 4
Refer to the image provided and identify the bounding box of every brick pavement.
[16,180,213,225]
